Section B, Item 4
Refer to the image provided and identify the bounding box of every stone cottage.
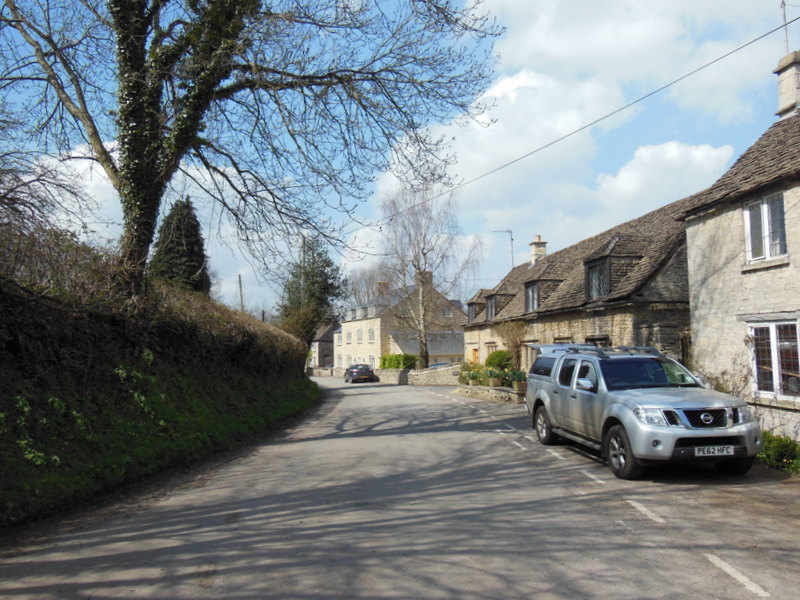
[337,271,466,370]
[682,51,800,437]
[465,195,704,370]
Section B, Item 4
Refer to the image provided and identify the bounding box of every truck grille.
[683,409,727,428]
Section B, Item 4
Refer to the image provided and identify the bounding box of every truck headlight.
[634,407,668,426]
[735,405,755,424]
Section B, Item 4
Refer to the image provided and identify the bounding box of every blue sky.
[78,1,800,313]
[344,1,800,302]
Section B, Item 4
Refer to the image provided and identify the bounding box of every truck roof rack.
[565,346,608,358]
[565,345,665,359]
[611,346,666,358]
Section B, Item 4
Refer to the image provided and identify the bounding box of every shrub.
[485,349,512,371]
[380,353,417,369]
[758,431,800,472]
[508,368,526,382]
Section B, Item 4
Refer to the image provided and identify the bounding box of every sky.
[76,1,800,314]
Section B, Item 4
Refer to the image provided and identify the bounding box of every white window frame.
[525,282,539,312]
[586,261,609,300]
[467,304,477,322]
[749,321,800,398]
[486,297,496,320]
[357,329,363,343]
[744,194,787,262]
[368,328,375,342]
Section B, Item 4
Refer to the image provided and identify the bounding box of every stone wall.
[456,384,525,404]
[309,367,525,406]
[309,365,461,386]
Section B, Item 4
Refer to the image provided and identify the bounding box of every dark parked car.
[344,364,376,383]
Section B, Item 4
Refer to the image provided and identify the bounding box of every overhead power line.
[345,15,800,239]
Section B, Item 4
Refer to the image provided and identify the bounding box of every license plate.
[695,445,734,457]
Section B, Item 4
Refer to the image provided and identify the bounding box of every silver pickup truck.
[525,345,762,479]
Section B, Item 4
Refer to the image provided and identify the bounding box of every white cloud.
[595,141,734,217]
[486,0,785,122]
[469,140,735,290]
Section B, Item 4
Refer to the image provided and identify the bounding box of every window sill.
[741,255,790,273]
[751,395,800,413]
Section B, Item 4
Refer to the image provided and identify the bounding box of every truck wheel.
[534,406,559,445]
[604,425,642,479]
[714,457,754,475]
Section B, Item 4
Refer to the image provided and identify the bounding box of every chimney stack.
[414,270,433,289]
[530,235,547,265]
[775,50,800,119]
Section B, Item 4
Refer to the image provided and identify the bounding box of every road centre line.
[626,500,665,524]
[704,554,770,597]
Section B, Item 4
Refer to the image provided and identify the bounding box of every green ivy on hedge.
[380,353,417,369]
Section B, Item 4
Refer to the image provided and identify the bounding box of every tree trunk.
[117,187,162,296]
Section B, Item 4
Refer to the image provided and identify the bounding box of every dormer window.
[525,282,539,312]
[586,260,609,300]
[486,297,496,319]
[467,303,477,322]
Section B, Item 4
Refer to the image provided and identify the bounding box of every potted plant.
[486,368,502,387]
[467,370,482,386]
[508,368,527,392]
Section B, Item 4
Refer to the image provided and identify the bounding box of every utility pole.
[238,274,244,312]
[493,229,514,270]
[783,1,790,54]
[300,234,306,305]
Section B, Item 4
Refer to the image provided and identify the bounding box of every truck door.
[565,359,600,438]
[552,358,577,426]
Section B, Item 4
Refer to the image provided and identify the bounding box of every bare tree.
[0,112,89,234]
[1,0,501,297]
[344,262,390,307]
[379,185,480,367]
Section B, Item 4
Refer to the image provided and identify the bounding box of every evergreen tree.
[277,236,345,346]
[149,198,211,294]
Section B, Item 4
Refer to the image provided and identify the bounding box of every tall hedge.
[0,277,316,527]
[380,353,417,369]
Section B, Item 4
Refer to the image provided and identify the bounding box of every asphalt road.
[1,378,799,599]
